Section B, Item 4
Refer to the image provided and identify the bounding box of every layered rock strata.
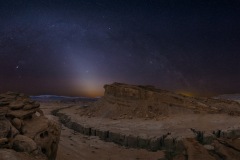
[79,82,240,119]
[53,83,240,159]
[54,108,240,159]
[0,92,61,160]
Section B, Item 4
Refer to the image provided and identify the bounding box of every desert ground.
[40,102,165,160]
[37,83,240,160]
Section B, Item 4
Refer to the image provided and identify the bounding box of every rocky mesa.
[0,92,61,160]
[53,82,240,159]
[80,82,240,119]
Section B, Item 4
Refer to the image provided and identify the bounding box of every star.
[0,0,239,97]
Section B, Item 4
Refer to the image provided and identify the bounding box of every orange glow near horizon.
[71,78,106,97]
[176,90,196,97]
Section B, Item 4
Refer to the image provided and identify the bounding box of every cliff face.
[104,83,161,100]
[104,82,195,103]
[53,83,240,158]
[80,83,240,119]
[0,92,61,160]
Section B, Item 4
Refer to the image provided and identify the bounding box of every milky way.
[0,0,240,97]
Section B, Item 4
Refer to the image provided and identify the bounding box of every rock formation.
[0,91,61,160]
[80,82,240,119]
[53,82,240,160]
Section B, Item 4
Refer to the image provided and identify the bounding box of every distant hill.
[30,95,98,103]
[216,94,240,102]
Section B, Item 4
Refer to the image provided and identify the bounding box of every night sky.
[0,0,240,97]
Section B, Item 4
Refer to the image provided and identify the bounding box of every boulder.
[32,117,61,160]
[0,107,9,118]
[0,118,11,138]
[12,135,38,153]
[22,105,35,110]
[203,145,214,150]
[9,101,25,110]
[23,116,61,160]
[0,149,25,160]
[7,109,37,119]
[0,138,8,145]
[10,125,20,138]
[11,118,22,130]
[23,102,40,110]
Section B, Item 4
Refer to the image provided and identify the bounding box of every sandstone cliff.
[80,82,240,119]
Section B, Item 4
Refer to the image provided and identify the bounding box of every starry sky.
[0,0,240,97]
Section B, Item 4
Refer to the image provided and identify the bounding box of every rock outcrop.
[0,92,61,160]
[52,82,240,159]
[79,82,240,119]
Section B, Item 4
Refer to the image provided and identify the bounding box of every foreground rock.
[0,92,61,160]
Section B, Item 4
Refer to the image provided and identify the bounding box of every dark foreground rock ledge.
[0,91,61,160]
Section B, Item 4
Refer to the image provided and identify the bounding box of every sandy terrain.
[37,83,240,160]
[40,100,240,160]
[58,105,240,138]
[40,102,165,160]
[57,125,165,160]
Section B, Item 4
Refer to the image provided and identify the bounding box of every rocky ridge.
[0,92,61,160]
[54,109,240,159]
[53,82,240,160]
[80,82,240,119]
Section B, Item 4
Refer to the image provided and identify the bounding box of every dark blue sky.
[0,0,240,97]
